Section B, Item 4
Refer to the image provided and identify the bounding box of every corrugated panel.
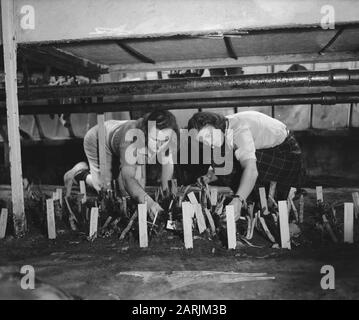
[126,38,228,62]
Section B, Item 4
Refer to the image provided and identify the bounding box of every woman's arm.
[235,158,258,200]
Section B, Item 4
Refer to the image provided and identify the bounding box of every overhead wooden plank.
[344,202,354,244]
[0,208,8,239]
[182,202,194,249]
[278,201,291,250]
[46,198,56,239]
[109,51,359,72]
[138,203,148,248]
[13,0,359,44]
[1,0,26,237]
[225,205,237,250]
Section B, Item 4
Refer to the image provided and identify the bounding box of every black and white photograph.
[0,0,358,305]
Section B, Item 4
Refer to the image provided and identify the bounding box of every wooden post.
[138,203,148,248]
[0,208,8,239]
[182,202,194,249]
[194,204,207,234]
[316,186,323,202]
[89,207,99,239]
[278,201,291,249]
[46,199,56,239]
[1,0,26,237]
[225,205,237,249]
[80,180,87,204]
[352,192,359,219]
[344,203,354,244]
[97,113,107,189]
[259,187,269,215]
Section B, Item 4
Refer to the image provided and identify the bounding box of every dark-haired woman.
[188,110,305,221]
[64,110,179,218]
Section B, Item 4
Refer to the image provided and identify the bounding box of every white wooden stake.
[344,203,354,244]
[46,199,56,239]
[210,188,218,206]
[138,203,148,248]
[89,207,99,239]
[278,201,291,249]
[259,187,269,215]
[316,186,323,202]
[352,192,359,219]
[187,192,199,204]
[204,208,216,234]
[194,204,207,234]
[182,202,194,249]
[80,180,87,204]
[0,208,8,239]
[1,0,26,236]
[225,205,237,249]
[56,188,63,207]
[299,194,304,223]
[287,187,296,213]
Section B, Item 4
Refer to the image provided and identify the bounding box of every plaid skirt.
[213,133,305,200]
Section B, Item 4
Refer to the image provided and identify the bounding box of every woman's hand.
[147,198,164,220]
[228,197,245,222]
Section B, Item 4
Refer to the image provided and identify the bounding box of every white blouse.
[226,111,288,164]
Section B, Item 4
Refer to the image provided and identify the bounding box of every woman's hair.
[188,112,227,132]
[139,110,180,148]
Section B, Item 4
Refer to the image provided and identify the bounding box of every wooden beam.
[1,0,26,237]
[109,52,359,73]
[224,37,237,60]
[117,42,155,64]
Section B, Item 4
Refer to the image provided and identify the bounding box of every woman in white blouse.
[188,110,305,221]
